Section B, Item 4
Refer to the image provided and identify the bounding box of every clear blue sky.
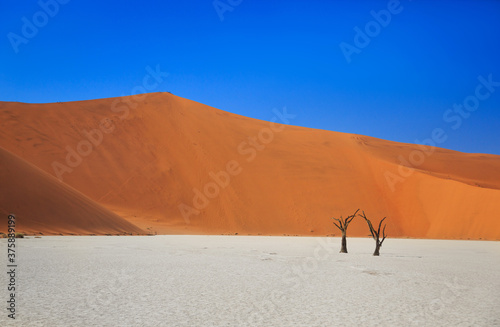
[1,0,499,154]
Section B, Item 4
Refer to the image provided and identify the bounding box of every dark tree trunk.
[340,232,348,253]
[373,243,381,256]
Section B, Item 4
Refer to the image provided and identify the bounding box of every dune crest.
[1,93,499,239]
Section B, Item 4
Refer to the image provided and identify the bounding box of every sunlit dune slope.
[0,146,145,235]
[0,93,499,239]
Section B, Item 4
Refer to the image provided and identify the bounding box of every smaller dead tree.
[331,209,359,253]
[360,211,387,256]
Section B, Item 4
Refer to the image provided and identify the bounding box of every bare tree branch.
[332,221,342,231]
[331,209,359,253]
[381,224,387,245]
[359,211,388,256]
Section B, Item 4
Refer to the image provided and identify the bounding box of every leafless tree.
[359,211,387,256]
[331,209,359,253]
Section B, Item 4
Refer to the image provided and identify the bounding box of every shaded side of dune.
[0,146,145,235]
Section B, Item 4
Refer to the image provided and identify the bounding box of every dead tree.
[359,211,387,256]
[331,209,359,253]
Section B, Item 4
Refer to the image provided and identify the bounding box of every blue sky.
[1,0,499,154]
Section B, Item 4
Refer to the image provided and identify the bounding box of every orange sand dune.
[0,93,499,239]
[0,146,145,235]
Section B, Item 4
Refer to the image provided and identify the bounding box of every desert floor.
[1,236,499,326]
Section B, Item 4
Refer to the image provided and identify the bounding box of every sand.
[0,236,498,326]
[1,93,500,239]
[0,147,144,235]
